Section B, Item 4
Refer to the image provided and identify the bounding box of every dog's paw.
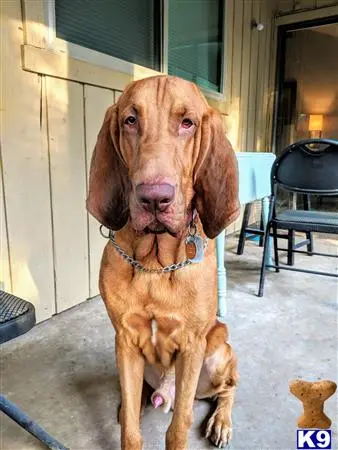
[205,412,232,448]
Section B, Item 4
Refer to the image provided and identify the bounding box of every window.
[55,0,225,93]
[55,0,161,71]
[168,0,224,93]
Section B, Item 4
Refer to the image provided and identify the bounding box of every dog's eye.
[181,118,194,129]
[125,116,136,126]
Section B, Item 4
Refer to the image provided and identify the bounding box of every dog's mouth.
[144,221,177,237]
[145,224,167,234]
[141,207,195,238]
[132,206,194,238]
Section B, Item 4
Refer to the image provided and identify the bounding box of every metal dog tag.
[186,234,205,263]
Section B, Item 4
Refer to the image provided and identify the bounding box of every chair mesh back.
[273,140,338,194]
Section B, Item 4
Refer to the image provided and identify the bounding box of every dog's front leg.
[166,336,206,450]
[116,332,145,450]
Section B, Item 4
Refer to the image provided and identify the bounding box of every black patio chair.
[258,139,338,297]
[0,290,68,449]
[237,196,313,264]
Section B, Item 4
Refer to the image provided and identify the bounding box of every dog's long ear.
[87,105,130,230]
[194,109,240,239]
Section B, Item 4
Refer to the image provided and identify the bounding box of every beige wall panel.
[84,85,115,297]
[1,0,55,321]
[46,77,89,312]
[22,45,132,92]
[266,3,279,152]
[228,0,244,150]
[21,0,47,47]
[246,1,261,151]
[0,154,11,293]
[114,91,123,102]
[254,0,268,151]
[238,0,253,151]
[265,1,277,151]
[255,1,274,151]
[225,0,235,101]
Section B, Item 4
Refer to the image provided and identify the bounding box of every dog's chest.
[125,270,199,314]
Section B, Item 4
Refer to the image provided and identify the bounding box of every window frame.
[22,0,227,99]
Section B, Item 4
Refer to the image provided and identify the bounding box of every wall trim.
[21,45,226,103]
[22,44,133,91]
[275,5,338,26]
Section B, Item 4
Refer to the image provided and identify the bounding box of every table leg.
[261,197,273,269]
[216,230,227,322]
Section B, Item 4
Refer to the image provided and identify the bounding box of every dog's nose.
[136,183,175,213]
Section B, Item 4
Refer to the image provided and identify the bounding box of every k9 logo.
[297,429,332,449]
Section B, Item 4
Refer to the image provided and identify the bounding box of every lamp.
[251,20,264,31]
[308,114,323,138]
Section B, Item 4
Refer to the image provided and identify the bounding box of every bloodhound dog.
[87,75,240,449]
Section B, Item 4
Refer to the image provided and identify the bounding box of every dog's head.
[87,75,239,239]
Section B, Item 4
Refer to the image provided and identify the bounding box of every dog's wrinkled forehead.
[117,75,208,119]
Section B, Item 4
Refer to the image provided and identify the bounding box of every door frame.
[271,5,338,154]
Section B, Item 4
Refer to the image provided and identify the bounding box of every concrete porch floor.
[2,234,337,450]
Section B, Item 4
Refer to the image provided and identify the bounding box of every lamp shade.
[308,114,323,132]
